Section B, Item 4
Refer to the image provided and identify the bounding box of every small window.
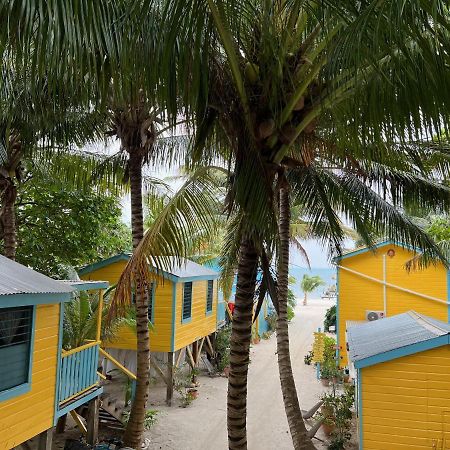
[148,283,155,323]
[182,282,193,322]
[206,280,214,313]
[0,306,33,393]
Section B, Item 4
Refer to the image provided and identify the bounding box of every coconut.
[245,62,260,84]
[258,119,276,139]
[280,125,297,145]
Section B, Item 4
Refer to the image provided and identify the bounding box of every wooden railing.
[59,341,100,406]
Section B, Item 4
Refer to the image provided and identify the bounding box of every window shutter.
[206,280,214,312]
[0,306,33,392]
[182,282,193,320]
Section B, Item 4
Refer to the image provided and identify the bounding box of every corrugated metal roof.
[79,253,219,280]
[149,256,219,279]
[0,255,74,296]
[347,311,450,362]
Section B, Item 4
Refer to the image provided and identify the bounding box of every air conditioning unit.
[366,310,385,321]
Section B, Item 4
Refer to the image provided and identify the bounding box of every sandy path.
[147,298,333,450]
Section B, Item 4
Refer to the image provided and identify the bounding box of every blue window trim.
[181,282,193,324]
[0,305,36,403]
[206,280,214,316]
[148,282,156,324]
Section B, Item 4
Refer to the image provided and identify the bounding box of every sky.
[100,138,351,269]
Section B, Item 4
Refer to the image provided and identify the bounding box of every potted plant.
[320,393,335,419]
[343,369,350,384]
[321,417,336,436]
[320,365,332,386]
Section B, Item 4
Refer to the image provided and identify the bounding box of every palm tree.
[6,2,450,449]
[299,274,324,306]
[156,2,450,448]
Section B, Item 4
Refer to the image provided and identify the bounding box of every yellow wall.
[0,303,59,449]
[338,244,448,366]
[361,346,450,449]
[105,275,174,352]
[85,262,219,351]
[174,280,218,351]
[81,260,128,285]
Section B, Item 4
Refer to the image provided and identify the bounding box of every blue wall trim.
[70,281,109,291]
[0,292,72,307]
[55,386,103,418]
[79,253,219,282]
[333,240,420,262]
[354,334,450,369]
[358,368,363,450]
[447,270,450,324]
[54,302,65,425]
[170,283,177,352]
[336,267,340,364]
[78,253,130,275]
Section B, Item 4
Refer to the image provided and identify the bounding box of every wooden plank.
[196,338,205,364]
[166,352,174,406]
[150,355,169,386]
[175,348,185,368]
[37,428,53,450]
[70,410,87,435]
[86,397,99,445]
[205,335,215,357]
[99,348,137,380]
[186,345,196,369]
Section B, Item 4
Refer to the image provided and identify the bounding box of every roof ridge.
[407,311,449,336]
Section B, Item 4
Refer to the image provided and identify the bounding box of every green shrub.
[266,312,277,331]
[215,325,231,371]
[324,305,336,332]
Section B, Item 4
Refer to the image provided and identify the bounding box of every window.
[0,306,33,393]
[206,280,214,314]
[182,282,193,322]
[148,283,155,323]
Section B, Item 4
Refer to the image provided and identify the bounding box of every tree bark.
[123,150,150,449]
[227,238,258,450]
[277,181,315,450]
[0,177,18,260]
[303,292,307,306]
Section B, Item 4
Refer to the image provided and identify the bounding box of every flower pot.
[331,376,339,385]
[187,388,198,399]
[321,378,330,387]
[321,422,335,436]
[343,374,350,383]
[223,366,230,378]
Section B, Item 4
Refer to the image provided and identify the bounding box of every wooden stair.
[77,392,125,431]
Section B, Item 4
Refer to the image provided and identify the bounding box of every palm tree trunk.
[303,292,307,306]
[227,238,258,450]
[123,150,150,449]
[0,177,17,260]
[277,181,315,450]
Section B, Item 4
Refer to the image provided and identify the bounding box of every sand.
[146,298,336,450]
